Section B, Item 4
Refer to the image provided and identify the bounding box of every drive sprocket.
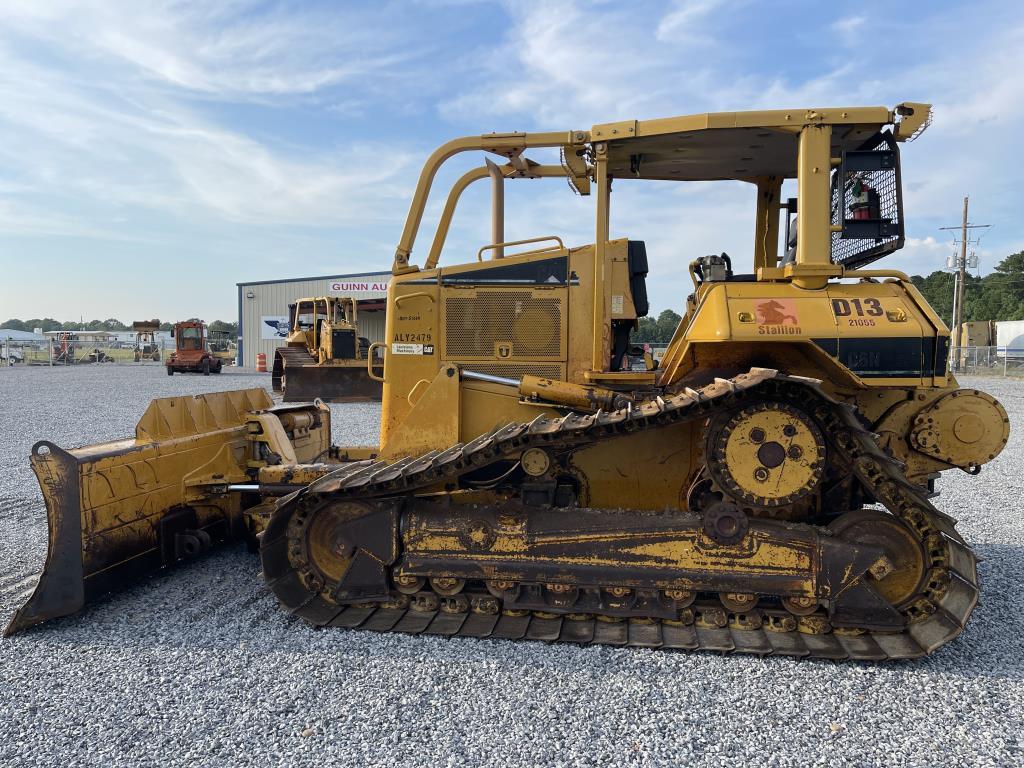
[707,400,826,508]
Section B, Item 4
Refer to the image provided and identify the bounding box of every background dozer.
[271,295,382,402]
[208,329,237,368]
[9,102,1010,661]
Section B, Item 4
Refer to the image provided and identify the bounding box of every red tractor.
[166,321,223,376]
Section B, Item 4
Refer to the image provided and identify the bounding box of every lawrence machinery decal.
[391,343,435,355]
[391,343,423,355]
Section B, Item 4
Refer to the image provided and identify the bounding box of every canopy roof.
[391,102,930,272]
[590,105,913,182]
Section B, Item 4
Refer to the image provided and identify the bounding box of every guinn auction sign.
[329,277,390,295]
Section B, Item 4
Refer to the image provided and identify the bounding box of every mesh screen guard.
[829,130,905,269]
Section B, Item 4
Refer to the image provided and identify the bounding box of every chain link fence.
[1,336,168,366]
[4,335,1016,377]
[948,346,1024,377]
[1,335,237,367]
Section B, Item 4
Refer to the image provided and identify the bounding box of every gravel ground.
[1,364,1022,767]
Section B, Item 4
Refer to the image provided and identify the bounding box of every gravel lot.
[1,364,1022,767]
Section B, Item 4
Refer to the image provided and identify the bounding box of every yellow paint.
[28,102,1014,632]
[380,365,462,461]
[722,408,822,501]
[403,514,816,590]
[911,389,1010,468]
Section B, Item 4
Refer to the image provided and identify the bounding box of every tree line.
[1,318,239,335]
[911,251,1024,325]
[634,250,1024,343]
[11,250,1020,344]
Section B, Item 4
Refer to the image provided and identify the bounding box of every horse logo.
[756,299,798,325]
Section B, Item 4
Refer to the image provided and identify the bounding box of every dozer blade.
[5,388,273,636]
[280,363,382,403]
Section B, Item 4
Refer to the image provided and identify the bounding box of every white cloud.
[436,2,1024,312]
[0,3,423,237]
[831,15,866,46]
[0,1,413,98]
[0,0,433,320]
[0,198,153,241]
[889,235,956,276]
[440,0,730,126]
[439,1,878,127]
[656,0,727,42]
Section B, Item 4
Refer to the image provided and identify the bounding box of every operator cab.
[386,102,928,390]
[293,299,330,332]
[178,326,204,352]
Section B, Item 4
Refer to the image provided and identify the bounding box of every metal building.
[236,271,390,368]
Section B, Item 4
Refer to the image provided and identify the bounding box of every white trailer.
[996,320,1024,359]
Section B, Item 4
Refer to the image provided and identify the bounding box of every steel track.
[260,368,979,661]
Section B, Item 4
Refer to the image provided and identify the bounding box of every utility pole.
[953,197,968,349]
[939,197,990,370]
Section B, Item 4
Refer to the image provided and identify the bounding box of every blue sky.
[0,0,1022,323]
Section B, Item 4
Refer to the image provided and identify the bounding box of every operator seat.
[610,241,650,370]
[781,214,798,265]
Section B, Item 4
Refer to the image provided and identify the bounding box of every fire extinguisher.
[850,177,880,220]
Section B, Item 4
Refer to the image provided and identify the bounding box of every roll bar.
[392,131,589,273]
[424,162,578,270]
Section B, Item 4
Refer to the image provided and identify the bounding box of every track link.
[261,368,979,661]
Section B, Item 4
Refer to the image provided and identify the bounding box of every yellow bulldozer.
[271,295,382,402]
[8,102,1010,661]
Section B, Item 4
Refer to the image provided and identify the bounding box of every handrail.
[391,131,587,273]
[477,236,565,262]
[367,342,385,382]
[425,166,489,270]
[843,268,912,282]
[424,164,573,270]
[394,291,435,307]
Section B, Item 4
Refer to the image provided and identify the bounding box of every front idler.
[261,496,401,624]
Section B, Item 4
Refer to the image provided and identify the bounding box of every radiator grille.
[444,290,564,359]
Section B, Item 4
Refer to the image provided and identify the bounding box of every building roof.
[237,269,391,288]
[42,329,115,338]
[0,328,46,341]
[108,331,174,342]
